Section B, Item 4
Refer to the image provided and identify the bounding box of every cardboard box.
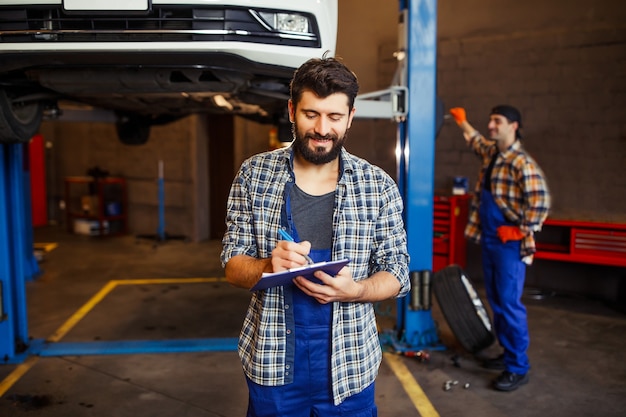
[80,195,99,216]
[74,219,109,236]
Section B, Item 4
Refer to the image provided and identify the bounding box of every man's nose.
[314,117,331,136]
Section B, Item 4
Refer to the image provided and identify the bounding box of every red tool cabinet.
[432,194,470,272]
[534,219,626,268]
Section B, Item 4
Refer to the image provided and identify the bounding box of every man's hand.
[294,269,401,304]
[293,267,362,304]
[497,226,525,243]
[271,240,312,272]
[449,107,467,125]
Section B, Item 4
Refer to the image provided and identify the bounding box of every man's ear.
[512,120,519,134]
[347,106,356,129]
[288,99,295,123]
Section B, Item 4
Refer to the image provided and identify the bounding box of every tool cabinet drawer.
[535,219,626,267]
[571,229,626,256]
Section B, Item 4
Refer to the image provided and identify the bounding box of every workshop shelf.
[64,176,127,236]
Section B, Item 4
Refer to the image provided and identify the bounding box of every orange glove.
[497,226,525,243]
[449,107,467,125]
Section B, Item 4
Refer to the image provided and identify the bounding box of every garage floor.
[1,226,625,417]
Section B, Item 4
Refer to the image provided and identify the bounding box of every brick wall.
[40,115,209,241]
[431,1,626,302]
[436,26,626,223]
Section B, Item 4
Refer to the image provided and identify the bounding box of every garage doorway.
[207,114,235,239]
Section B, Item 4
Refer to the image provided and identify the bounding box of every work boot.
[493,371,529,391]
[482,354,505,370]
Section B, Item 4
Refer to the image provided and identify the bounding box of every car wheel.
[116,113,151,145]
[432,264,495,353]
[0,89,44,144]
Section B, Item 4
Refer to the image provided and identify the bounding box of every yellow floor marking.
[33,242,58,252]
[3,276,438,415]
[47,280,118,342]
[47,278,226,342]
[0,277,227,397]
[0,356,40,397]
[113,277,224,286]
[384,352,440,417]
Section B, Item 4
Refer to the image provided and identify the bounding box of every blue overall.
[246,195,376,416]
[479,187,530,375]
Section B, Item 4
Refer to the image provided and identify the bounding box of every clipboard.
[250,258,350,292]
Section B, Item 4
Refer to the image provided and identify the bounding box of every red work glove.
[497,226,525,243]
[449,107,467,125]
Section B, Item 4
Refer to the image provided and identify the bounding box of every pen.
[278,228,314,264]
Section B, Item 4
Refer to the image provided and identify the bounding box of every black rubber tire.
[0,89,43,144]
[432,264,495,353]
[116,113,151,145]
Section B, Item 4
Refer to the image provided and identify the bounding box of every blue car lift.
[0,0,440,364]
[357,0,444,353]
[397,0,444,352]
[0,143,41,362]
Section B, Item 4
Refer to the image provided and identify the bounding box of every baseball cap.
[491,105,522,139]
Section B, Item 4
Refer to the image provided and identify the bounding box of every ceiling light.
[213,94,233,111]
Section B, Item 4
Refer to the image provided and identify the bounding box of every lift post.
[0,143,34,362]
[352,0,443,352]
[387,0,444,352]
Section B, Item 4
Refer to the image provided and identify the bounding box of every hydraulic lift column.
[0,143,33,362]
[394,0,442,350]
[354,0,442,351]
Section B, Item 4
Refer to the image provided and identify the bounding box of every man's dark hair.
[290,56,359,110]
[491,104,523,139]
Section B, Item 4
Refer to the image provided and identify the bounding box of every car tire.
[432,264,495,353]
[116,113,151,145]
[0,89,43,144]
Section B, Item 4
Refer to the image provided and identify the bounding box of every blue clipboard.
[250,258,350,292]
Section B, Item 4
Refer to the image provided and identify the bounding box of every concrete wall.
[432,0,626,302]
[436,0,626,223]
[40,114,210,242]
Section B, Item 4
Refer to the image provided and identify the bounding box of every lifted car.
[0,0,337,144]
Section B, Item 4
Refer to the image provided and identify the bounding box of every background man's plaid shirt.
[465,136,551,259]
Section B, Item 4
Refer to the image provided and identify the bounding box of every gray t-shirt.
[290,185,334,250]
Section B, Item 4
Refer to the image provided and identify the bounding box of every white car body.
[0,0,338,144]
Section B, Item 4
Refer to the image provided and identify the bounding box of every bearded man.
[221,56,410,416]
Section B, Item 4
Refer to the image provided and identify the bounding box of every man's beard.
[292,122,347,165]
[488,131,504,141]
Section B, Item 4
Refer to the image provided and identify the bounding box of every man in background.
[450,105,550,391]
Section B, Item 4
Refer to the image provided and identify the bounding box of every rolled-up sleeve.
[373,175,410,297]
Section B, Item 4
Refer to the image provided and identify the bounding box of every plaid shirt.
[465,135,551,259]
[221,146,410,405]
